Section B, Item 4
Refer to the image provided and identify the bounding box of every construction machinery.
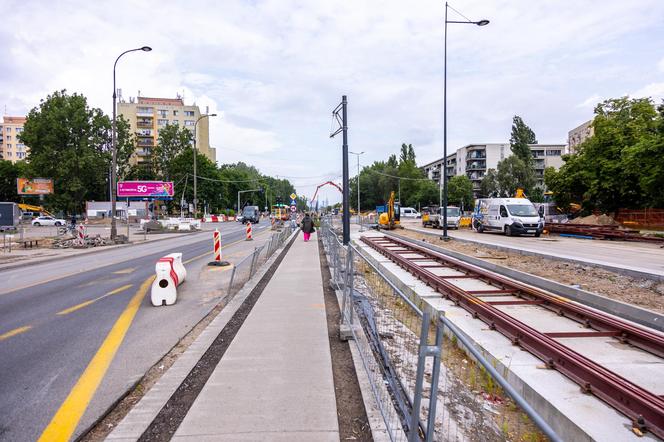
[376,191,401,230]
[18,203,53,217]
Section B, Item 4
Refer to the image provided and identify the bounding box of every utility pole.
[330,95,350,245]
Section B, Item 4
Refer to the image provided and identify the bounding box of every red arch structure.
[310,181,343,204]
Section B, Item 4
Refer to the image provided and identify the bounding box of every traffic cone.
[246,222,253,241]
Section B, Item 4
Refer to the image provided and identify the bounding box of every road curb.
[0,231,209,273]
[404,226,664,282]
[105,228,299,441]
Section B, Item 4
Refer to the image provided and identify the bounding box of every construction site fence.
[615,208,664,228]
[227,224,295,295]
[320,217,560,442]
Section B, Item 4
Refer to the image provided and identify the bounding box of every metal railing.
[227,224,295,295]
[320,218,560,442]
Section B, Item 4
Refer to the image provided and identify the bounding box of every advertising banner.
[117,181,174,198]
[17,178,54,195]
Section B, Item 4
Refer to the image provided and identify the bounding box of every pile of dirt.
[570,214,619,226]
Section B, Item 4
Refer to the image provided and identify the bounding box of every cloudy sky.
[2,0,663,203]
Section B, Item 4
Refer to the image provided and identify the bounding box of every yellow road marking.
[38,277,153,442]
[112,267,135,274]
[0,325,32,341]
[56,284,133,316]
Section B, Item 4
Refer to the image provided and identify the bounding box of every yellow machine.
[378,191,401,230]
[18,203,53,217]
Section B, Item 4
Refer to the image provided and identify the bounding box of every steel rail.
[361,235,664,439]
[382,235,664,358]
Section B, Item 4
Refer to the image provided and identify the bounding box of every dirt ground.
[397,229,664,315]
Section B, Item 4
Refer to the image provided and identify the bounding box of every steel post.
[341,96,350,245]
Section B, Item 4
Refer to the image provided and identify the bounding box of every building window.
[546,149,562,156]
[6,143,11,149]
[184,110,195,117]
[6,135,11,141]
[158,109,168,118]
[169,120,179,126]
[184,120,195,126]
[173,110,179,116]
[5,127,10,133]
[157,119,168,126]
[7,151,11,157]
[15,127,22,133]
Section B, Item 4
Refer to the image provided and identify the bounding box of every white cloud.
[2,0,664,201]
[631,82,664,101]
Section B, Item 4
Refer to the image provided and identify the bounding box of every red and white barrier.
[213,229,222,262]
[245,222,253,241]
[77,225,86,246]
[151,253,187,306]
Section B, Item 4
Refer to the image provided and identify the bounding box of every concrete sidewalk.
[172,235,339,441]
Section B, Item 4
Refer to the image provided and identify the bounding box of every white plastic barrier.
[151,253,187,306]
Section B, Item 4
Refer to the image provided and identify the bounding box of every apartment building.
[0,116,28,163]
[568,120,593,154]
[421,143,566,195]
[118,95,217,169]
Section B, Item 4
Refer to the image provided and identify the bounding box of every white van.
[400,207,421,218]
[473,198,544,237]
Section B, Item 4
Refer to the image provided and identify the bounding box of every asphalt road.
[0,221,270,442]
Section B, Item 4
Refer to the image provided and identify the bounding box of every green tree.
[447,175,474,210]
[0,160,29,202]
[496,156,536,197]
[479,169,499,198]
[18,90,121,214]
[547,97,660,213]
[509,115,537,164]
[154,124,193,180]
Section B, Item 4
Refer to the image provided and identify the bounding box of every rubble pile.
[52,234,114,249]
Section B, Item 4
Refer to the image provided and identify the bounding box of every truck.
[422,206,461,229]
[0,202,21,232]
[472,198,544,237]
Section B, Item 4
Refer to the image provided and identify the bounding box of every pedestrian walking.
[300,213,315,242]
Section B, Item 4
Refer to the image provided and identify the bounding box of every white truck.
[422,206,461,229]
[472,198,544,237]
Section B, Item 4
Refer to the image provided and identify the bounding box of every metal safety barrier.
[320,217,560,442]
[227,224,295,295]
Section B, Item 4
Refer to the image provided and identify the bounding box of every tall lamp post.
[349,151,364,226]
[193,113,217,217]
[442,2,488,240]
[111,45,152,240]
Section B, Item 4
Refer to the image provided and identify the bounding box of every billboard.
[17,178,54,195]
[117,181,174,198]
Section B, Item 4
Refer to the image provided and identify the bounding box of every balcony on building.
[136,107,154,117]
[531,150,545,159]
[466,150,486,159]
[466,161,486,171]
[136,128,154,137]
[136,119,152,128]
[137,139,154,147]
[534,159,545,169]
[467,171,485,181]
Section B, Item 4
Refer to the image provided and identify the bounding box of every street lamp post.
[193,113,217,217]
[349,151,364,227]
[111,45,151,240]
[442,2,488,240]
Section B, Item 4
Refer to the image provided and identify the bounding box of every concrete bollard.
[151,253,187,306]
[245,222,253,241]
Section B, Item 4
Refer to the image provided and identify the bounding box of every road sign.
[290,193,297,200]
[290,205,296,212]
[290,199,297,206]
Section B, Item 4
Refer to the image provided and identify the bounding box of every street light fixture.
[442,2,488,240]
[349,151,364,227]
[193,113,217,217]
[111,45,152,241]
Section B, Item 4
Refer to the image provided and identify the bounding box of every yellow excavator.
[18,203,53,217]
[377,191,401,230]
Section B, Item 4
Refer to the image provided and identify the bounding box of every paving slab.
[173,237,339,441]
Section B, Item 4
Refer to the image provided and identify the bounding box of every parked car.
[400,207,421,218]
[32,216,66,226]
[472,198,544,236]
[241,206,260,224]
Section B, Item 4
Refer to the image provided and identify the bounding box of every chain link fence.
[320,217,560,442]
[227,224,295,295]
